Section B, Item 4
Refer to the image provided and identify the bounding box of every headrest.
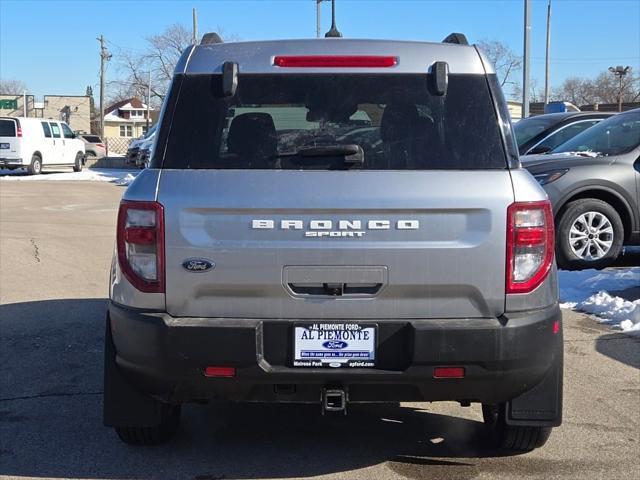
[227,112,277,159]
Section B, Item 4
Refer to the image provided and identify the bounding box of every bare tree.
[477,40,522,88]
[552,68,640,106]
[108,24,191,106]
[112,24,240,106]
[0,79,28,94]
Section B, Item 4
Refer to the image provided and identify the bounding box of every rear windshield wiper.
[276,144,364,165]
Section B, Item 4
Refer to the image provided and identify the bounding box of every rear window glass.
[0,120,16,137]
[159,74,506,170]
[82,135,102,143]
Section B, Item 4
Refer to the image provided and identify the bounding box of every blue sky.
[1,0,639,100]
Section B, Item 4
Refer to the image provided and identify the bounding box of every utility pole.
[192,8,198,44]
[146,70,151,131]
[316,0,323,38]
[544,0,551,105]
[97,35,112,139]
[23,90,27,117]
[522,0,531,118]
[608,65,631,112]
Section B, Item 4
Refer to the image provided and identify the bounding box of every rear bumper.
[0,158,24,166]
[108,302,563,410]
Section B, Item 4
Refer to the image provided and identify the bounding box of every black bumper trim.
[108,302,563,410]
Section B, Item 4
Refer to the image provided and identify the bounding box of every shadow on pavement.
[611,246,640,268]
[595,331,640,370]
[0,299,580,480]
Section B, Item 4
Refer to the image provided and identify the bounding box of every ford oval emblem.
[323,340,348,350]
[182,258,215,272]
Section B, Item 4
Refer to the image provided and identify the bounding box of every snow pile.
[113,173,137,186]
[0,168,138,184]
[559,268,640,335]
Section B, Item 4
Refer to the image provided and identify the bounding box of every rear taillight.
[117,201,164,293]
[16,126,22,137]
[273,55,398,68]
[97,143,105,148]
[506,200,555,294]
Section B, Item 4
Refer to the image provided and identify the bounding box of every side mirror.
[528,144,553,155]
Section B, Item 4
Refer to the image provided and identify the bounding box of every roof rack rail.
[201,32,223,45]
[442,33,469,46]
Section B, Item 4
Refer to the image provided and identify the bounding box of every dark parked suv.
[524,109,640,270]
[104,34,563,451]
[515,112,613,156]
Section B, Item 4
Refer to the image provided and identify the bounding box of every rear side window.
[82,135,102,143]
[61,123,75,139]
[159,74,506,170]
[50,123,61,138]
[0,119,16,137]
[41,122,52,138]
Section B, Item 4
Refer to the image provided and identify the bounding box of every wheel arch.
[32,150,42,160]
[555,187,634,242]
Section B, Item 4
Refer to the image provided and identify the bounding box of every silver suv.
[104,33,563,451]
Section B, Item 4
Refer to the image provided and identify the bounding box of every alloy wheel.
[568,211,614,260]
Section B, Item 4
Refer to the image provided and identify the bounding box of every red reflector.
[515,227,545,245]
[204,366,236,378]
[273,55,398,68]
[553,320,560,334]
[124,227,156,245]
[433,367,465,378]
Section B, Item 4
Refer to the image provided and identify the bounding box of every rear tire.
[73,152,83,172]
[27,154,42,175]
[555,198,624,270]
[115,404,181,445]
[482,403,552,452]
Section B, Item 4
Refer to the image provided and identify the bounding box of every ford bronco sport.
[104,33,563,451]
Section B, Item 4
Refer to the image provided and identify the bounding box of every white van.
[0,117,86,174]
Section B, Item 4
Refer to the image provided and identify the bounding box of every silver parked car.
[79,134,106,159]
[104,34,563,451]
[524,109,640,270]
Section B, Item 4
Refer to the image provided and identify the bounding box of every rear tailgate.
[159,169,513,319]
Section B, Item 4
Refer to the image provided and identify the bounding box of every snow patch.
[559,268,640,336]
[0,168,139,184]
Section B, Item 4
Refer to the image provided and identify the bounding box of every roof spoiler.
[442,33,469,46]
[201,32,223,45]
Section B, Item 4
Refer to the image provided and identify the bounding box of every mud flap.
[506,330,563,427]
[103,314,165,428]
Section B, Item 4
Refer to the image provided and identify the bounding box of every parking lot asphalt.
[0,180,638,480]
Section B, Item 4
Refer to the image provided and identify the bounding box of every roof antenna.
[324,0,342,38]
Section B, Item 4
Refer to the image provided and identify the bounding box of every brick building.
[0,93,91,132]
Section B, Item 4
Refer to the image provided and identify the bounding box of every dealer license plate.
[0,143,9,149]
[293,323,376,368]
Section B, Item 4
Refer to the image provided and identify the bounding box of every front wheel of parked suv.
[482,404,552,452]
[555,198,624,271]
